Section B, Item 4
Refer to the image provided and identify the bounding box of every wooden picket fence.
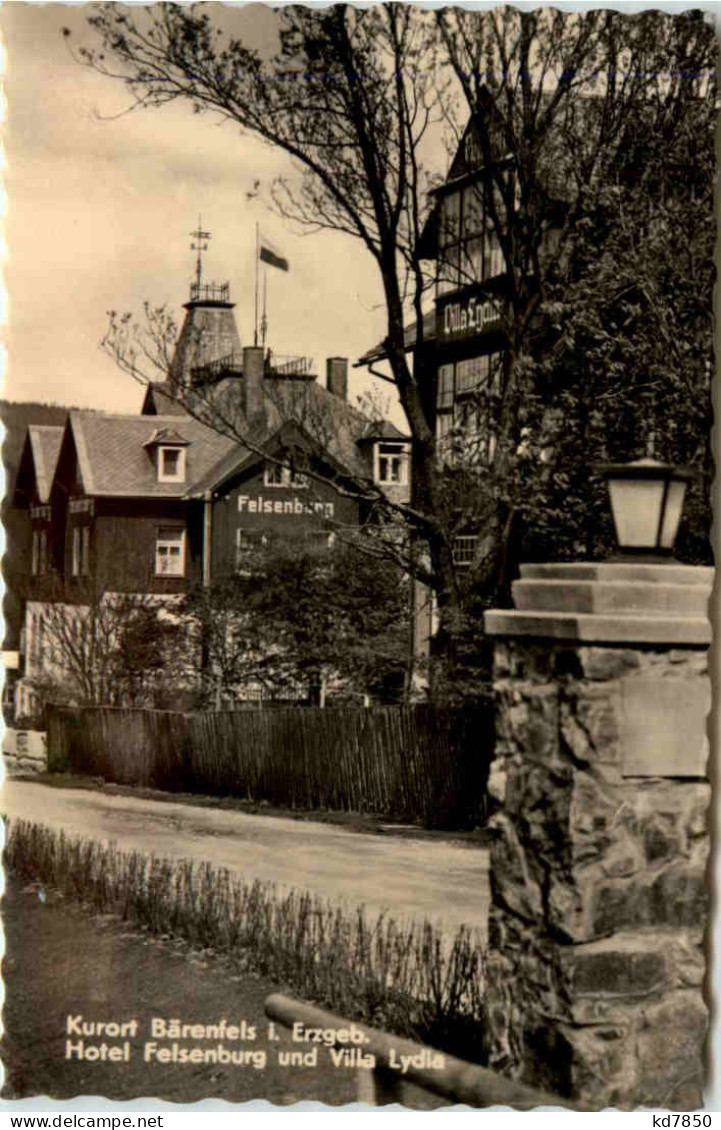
[46,703,492,828]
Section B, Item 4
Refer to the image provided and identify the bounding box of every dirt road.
[1,779,489,938]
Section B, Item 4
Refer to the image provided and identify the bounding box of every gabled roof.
[67,411,234,498]
[55,368,407,503]
[183,379,408,499]
[356,310,436,367]
[28,425,64,503]
[12,424,65,505]
[358,419,408,442]
[141,382,188,417]
[142,426,190,448]
[187,417,352,499]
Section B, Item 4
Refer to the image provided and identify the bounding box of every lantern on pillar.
[597,456,696,560]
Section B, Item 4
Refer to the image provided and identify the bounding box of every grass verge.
[5,818,488,1063]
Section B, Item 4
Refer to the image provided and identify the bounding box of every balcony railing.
[265,353,315,378]
[189,281,230,303]
[190,349,316,386]
[190,350,244,384]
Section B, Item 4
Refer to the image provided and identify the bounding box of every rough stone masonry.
[484,562,711,1110]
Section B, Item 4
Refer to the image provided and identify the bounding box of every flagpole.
[254,222,259,347]
[261,267,268,349]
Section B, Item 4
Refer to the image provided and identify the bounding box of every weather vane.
[190,217,211,292]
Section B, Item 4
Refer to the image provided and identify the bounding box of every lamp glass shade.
[607,476,667,549]
[659,479,687,549]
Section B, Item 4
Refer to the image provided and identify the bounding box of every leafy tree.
[183,535,410,707]
[436,6,714,577]
[69,5,714,702]
[428,8,714,698]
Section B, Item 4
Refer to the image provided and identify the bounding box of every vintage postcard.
[0,2,715,1114]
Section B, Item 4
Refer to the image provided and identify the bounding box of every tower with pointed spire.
[169,219,242,388]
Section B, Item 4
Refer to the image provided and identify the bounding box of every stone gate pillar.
[483,561,712,1109]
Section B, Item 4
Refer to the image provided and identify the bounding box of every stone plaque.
[621,677,710,777]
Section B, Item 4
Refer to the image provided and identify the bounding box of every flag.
[259,235,289,272]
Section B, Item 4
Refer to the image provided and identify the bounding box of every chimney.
[326,357,348,401]
[243,346,265,418]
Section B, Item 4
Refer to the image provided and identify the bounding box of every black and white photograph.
[0,1,715,1114]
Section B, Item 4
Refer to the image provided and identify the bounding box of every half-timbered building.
[357,116,517,670]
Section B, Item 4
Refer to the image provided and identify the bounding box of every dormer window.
[143,427,190,484]
[159,446,186,483]
[375,442,409,486]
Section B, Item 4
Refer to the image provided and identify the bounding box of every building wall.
[23,498,197,602]
[211,462,360,581]
[3,504,32,651]
[93,498,198,594]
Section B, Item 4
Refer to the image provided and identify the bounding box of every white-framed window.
[71,526,90,577]
[453,534,479,569]
[155,527,185,576]
[264,461,285,487]
[375,442,409,486]
[263,460,308,488]
[158,446,186,483]
[236,528,268,570]
[31,529,48,576]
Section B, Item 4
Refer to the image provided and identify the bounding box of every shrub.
[5,818,488,1062]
